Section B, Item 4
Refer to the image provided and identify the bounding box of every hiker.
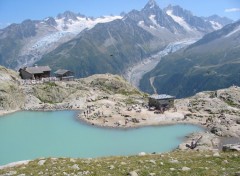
[186,136,202,149]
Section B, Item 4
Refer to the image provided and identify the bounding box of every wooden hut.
[19,66,51,80]
[54,69,74,81]
[148,94,175,110]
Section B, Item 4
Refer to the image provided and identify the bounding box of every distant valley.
[140,20,240,98]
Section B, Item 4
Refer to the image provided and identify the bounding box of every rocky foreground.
[0,65,240,174]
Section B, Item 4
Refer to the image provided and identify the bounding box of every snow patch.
[149,15,160,28]
[150,25,156,29]
[55,15,122,34]
[138,21,144,26]
[225,25,240,38]
[166,10,194,31]
[210,21,222,30]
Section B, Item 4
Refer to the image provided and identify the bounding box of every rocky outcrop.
[175,86,240,138]
[0,66,144,115]
[0,66,25,112]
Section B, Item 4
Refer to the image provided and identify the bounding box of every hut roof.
[54,69,73,75]
[22,66,51,74]
[149,94,175,100]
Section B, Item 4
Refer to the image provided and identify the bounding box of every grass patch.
[44,82,57,87]
[224,99,238,107]
[0,151,239,176]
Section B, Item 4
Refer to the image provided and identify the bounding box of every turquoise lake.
[0,111,203,165]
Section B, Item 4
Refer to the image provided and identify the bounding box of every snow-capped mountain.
[54,11,122,34]
[0,0,233,72]
[0,12,122,69]
[202,15,233,30]
[164,5,217,33]
[35,0,234,78]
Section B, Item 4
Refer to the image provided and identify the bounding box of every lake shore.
[1,70,239,153]
[1,86,240,152]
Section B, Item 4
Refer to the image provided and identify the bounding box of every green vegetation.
[224,99,238,108]
[140,21,240,98]
[0,151,239,176]
[125,97,138,105]
[140,42,240,98]
[44,82,57,87]
[33,83,71,104]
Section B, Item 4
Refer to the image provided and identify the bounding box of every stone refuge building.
[19,66,51,80]
[148,94,175,110]
[54,69,74,81]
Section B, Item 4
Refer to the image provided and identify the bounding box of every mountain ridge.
[35,1,230,78]
[0,1,234,77]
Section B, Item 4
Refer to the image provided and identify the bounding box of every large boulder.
[222,143,240,152]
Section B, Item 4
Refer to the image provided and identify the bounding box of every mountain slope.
[37,0,220,78]
[0,12,122,69]
[140,20,240,98]
[164,5,214,33]
[203,15,233,29]
[37,19,155,77]
[0,0,231,74]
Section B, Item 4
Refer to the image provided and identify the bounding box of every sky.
[0,0,240,28]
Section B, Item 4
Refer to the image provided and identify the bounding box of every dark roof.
[54,69,73,75]
[149,94,175,100]
[21,66,51,74]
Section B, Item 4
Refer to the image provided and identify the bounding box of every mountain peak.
[164,5,193,17]
[205,15,233,26]
[144,0,159,9]
[57,11,78,21]
[148,0,157,8]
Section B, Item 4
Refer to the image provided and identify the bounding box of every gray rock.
[182,167,191,171]
[138,152,146,156]
[71,164,80,170]
[222,160,228,164]
[38,160,46,166]
[236,119,240,124]
[169,159,179,164]
[210,126,222,136]
[149,160,156,164]
[149,173,156,176]
[222,143,240,152]
[108,165,115,170]
[128,171,138,176]
[235,171,240,176]
[6,171,17,175]
[213,152,220,157]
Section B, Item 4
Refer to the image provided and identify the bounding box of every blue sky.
[0,0,239,28]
